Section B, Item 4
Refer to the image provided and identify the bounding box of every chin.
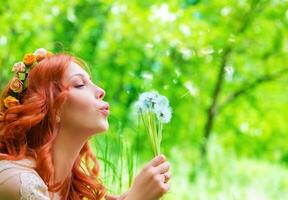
[94,121,109,134]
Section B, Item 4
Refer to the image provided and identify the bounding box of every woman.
[0,48,171,200]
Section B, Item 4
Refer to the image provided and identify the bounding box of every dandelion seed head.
[154,96,169,114]
[138,91,159,110]
[156,106,172,123]
[134,91,173,124]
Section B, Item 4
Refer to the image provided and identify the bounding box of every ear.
[55,103,64,124]
[55,108,62,124]
[56,115,61,123]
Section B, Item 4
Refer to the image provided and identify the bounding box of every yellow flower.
[23,53,36,66]
[9,76,23,93]
[3,96,20,108]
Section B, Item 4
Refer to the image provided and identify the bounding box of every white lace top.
[0,158,51,200]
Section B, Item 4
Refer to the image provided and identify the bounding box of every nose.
[96,87,105,100]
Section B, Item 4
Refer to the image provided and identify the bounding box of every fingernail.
[159,154,166,160]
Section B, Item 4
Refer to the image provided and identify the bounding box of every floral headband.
[1,48,54,111]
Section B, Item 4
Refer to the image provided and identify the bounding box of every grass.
[90,129,288,200]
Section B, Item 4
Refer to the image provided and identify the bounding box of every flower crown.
[1,48,54,110]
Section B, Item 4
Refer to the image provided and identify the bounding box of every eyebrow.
[69,73,92,81]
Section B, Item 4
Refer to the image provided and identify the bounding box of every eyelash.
[75,84,85,88]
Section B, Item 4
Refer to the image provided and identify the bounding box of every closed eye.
[75,84,85,88]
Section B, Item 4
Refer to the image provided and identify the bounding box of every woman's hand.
[105,190,129,200]
[124,154,171,200]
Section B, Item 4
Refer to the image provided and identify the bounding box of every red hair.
[0,53,106,200]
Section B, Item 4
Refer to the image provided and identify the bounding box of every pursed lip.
[99,103,110,116]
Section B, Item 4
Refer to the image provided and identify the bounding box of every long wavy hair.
[0,53,106,200]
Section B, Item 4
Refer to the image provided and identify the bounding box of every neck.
[52,126,89,184]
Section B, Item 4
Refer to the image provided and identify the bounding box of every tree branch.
[217,67,288,112]
[200,47,232,155]
[200,0,265,156]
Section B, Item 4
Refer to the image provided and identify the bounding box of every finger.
[149,154,166,167]
[155,162,170,174]
[156,173,169,183]
[156,173,166,183]
[163,172,171,183]
[159,182,171,196]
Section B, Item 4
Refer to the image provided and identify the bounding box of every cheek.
[61,90,103,126]
[61,91,108,132]
[68,92,93,112]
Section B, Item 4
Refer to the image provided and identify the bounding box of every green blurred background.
[0,0,288,199]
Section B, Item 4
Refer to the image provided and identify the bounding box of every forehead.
[64,61,90,81]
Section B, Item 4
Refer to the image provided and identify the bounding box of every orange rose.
[23,53,36,66]
[34,48,47,62]
[12,62,26,73]
[36,54,45,62]
[3,96,20,108]
[9,76,23,93]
